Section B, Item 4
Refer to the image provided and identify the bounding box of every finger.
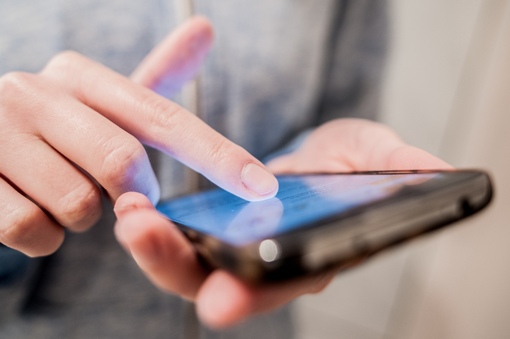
[0,176,64,257]
[266,152,354,174]
[196,269,337,329]
[131,16,213,97]
[384,145,452,170]
[267,142,451,173]
[114,192,207,299]
[0,131,101,231]
[42,52,278,201]
[267,119,451,174]
[4,74,160,204]
[339,119,451,170]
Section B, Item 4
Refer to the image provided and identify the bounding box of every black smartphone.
[157,170,493,283]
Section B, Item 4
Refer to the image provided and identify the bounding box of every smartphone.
[157,170,493,283]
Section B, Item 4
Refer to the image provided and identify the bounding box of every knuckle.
[145,96,183,136]
[99,135,148,192]
[41,51,90,93]
[0,72,36,103]
[205,137,234,167]
[43,50,83,74]
[57,182,101,230]
[0,203,39,248]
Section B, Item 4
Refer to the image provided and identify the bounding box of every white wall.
[386,1,510,338]
[381,0,483,156]
[296,1,510,338]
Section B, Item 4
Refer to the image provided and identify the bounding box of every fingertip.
[113,206,207,299]
[130,15,214,90]
[196,271,252,329]
[188,15,214,41]
[180,15,214,57]
[240,163,279,201]
[114,191,155,219]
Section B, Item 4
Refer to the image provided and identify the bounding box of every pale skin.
[0,17,451,328]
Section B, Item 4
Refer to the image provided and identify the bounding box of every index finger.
[42,53,278,201]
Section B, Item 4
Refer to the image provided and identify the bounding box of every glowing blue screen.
[157,173,437,245]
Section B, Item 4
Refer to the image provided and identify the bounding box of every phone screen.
[157,172,442,245]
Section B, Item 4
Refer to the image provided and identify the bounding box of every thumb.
[131,16,213,97]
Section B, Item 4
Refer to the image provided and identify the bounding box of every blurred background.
[295,0,510,338]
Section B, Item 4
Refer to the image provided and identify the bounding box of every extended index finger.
[41,53,278,201]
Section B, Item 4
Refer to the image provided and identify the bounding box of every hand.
[114,192,336,328]
[266,118,452,173]
[0,17,278,257]
[113,118,451,329]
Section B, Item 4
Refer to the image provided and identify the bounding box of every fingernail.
[114,192,155,219]
[113,203,136,219]
[241,163,278,197]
